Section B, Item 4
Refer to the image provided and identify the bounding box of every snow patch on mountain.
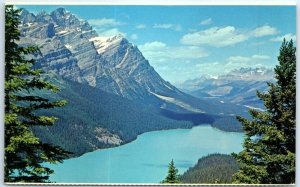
[244,105,265,112]
[65,44,72,49]
[150,92,205,113]
[116,48,129,69]
[164,83,174,90]
[90,35,124,54]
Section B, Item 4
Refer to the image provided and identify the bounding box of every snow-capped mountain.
[19,9,176,96]
[179,67,274,108]
[179,67,274,91]
[221,67,274,81]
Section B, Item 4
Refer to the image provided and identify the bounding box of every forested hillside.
[32,74,195,156]
[180,154,239,183]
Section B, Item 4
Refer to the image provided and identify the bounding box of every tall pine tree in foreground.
[233,39,296,184]
[5,5,70,182]
[162,159,180,184]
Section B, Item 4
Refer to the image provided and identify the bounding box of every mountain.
[179,67,274,109]
[18,8,182,110]
[18,8,246,116]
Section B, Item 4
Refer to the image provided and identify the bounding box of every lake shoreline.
[69,123,244,160]
[47,124,244,183]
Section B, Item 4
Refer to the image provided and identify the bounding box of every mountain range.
[17,8,262,156]
[179,67,274,109]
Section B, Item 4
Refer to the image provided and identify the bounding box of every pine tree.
[232,39,296,184]
[162,159,180,184]
[5,5,70,182]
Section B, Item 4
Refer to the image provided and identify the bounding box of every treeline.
[211,116,243,132]
[179,154,239,184]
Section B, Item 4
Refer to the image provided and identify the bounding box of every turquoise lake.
[48,125,244,183]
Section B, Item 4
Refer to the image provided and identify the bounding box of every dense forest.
[179,154,239,183]
[32,74,195,156]
[212,116,243,132]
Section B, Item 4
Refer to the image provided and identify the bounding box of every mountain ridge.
[178,67,274,109]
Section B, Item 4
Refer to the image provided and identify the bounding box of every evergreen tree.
[232,39,296,184]
[5,5,70,182]
[162,159,180,184]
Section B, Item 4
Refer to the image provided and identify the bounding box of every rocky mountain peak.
[51,7,67,17]
[20,9,36,23]
[49,8,81,28]
[18,8,209,113]
[224,67,274,81]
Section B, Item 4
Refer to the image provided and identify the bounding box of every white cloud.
[174,25,182,31]
[227,56,251,63]
[153,24,182,31]
[136,24,146,29]
[140,41,167,50]
[227,54,270,64]
[251,25,278,37]
[88,18,122,27]
[139,41,209,63]
[193,54,271,77]
[195,62,225,75]
[180,25,281,47]
[130,34,138,40]
[180,26,248,47]
[153,24,173,29]
[251,55,270,60]
[270,33,296,42]
[200,18,212,25]
[88,18,125,38]
[98,28,125,37]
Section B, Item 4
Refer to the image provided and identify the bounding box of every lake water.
[47,125,244,183]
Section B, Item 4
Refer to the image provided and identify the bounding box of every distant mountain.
[179,67,274,108]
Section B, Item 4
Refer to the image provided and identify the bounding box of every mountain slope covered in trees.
[179,154,239,184]
[32,74,201,156]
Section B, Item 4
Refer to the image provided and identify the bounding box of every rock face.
[90,35,179,100]
[19,8,181,102]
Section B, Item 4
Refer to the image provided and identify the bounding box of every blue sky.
[18,5,296,84]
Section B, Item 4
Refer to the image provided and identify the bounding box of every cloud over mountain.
[180,26,248,47]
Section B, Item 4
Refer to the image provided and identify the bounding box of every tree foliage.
[233,39,296,184]
[5,5,70,182]
[162,159,180,184]
[180,154,239,184]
